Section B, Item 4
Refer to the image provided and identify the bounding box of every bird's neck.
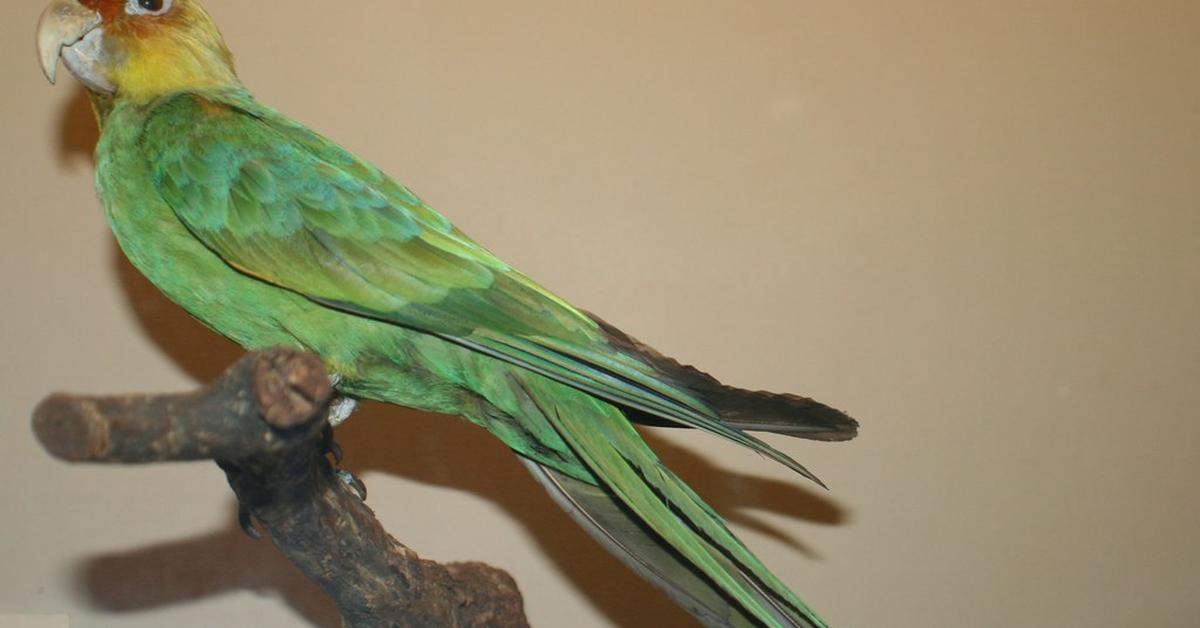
[117,47,240,103]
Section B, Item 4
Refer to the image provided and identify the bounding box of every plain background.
[2,1,1198,626]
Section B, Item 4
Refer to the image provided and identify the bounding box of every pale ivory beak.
[37,0,102,84]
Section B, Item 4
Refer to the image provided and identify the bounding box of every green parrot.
[36,1,857,626]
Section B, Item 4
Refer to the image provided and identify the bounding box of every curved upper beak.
[37,0,102,84]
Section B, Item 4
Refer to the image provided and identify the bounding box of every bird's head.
[37,0,238,102]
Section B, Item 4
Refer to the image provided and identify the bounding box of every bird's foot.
[320,423,366,501]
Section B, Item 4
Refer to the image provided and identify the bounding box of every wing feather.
[144,91,818,481]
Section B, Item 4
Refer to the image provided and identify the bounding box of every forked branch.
[32,348,528,628]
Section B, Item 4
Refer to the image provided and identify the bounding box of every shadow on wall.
[62,82,849,627]
[58,86,98,169]
[75,506,342,628]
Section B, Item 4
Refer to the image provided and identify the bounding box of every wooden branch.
[32,348,529,628]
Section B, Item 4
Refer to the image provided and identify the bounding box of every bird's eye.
[126,0,172,16]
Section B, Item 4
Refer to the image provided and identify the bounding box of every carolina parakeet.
[36,1,857,626]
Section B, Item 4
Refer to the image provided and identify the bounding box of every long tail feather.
[458,331,829,487]
[588,313,858,441]
[523,459,800,628]
[509,373,829,628]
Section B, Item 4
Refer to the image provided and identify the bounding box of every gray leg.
[328,397,358,426]
[326,374,359,427]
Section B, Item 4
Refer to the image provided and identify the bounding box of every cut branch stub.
[252,349,332,431]
[32,349,331,463]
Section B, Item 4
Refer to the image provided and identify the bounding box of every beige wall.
[3,1,1198,626]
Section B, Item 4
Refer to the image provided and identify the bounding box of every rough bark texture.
[32,348,529,628]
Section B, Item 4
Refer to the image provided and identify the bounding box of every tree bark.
[32,348,529,628]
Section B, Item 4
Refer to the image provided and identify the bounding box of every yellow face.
[37,0,238,101]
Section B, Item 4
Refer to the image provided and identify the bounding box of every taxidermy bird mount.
[36,0,858,626]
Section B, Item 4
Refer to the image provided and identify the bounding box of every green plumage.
[95,87,853,628]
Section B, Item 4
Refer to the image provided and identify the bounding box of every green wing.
[142,90,818,481]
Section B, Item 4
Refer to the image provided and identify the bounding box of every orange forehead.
[79,0,126,22]
[79,0,187,37]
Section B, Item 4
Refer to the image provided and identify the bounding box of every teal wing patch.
[145,92,591,340]
[142,91,818,482]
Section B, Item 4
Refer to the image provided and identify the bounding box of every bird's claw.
[321,424,343,464]
[327,439,343,465]
[321,422,364,500]
[335,469,367,501]
[238,504,261,540]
